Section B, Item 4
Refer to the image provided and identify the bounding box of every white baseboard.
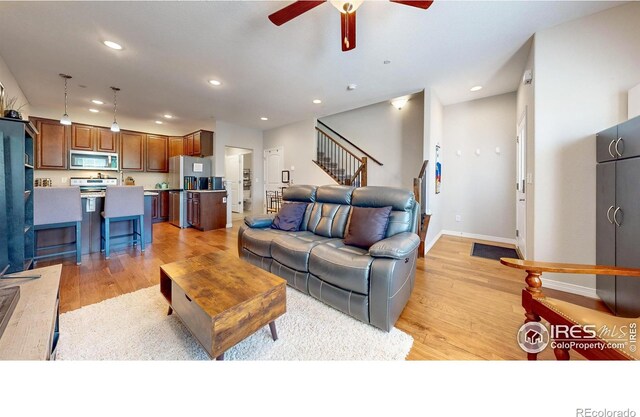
[423,231,443,254]
[226,223,233,228]
[440,230,517,245]
[542,278,598,299]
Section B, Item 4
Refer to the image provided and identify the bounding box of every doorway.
[225,146,253,219]
[516,110,527,258]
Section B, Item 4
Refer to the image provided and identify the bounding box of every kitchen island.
[34,192,156,258]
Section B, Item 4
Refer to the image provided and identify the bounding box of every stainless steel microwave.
[69,150,119,171]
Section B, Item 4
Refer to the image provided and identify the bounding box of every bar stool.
[101,186,145,259]
[33,187,82,265]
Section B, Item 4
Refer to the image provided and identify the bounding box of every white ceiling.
[0,1,625,133]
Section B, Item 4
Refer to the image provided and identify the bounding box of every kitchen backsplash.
[35,170,172,189]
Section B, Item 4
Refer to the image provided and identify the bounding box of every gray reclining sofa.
[237,184,420,332]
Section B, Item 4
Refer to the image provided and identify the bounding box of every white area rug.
[58,285,413,360]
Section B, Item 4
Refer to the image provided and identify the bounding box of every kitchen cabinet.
[596,114,640,317]
[151,191,170,223]
[32,117,68,170]
[71,124,119,153]
[120,131,145,172]
[186,191,226,231]
[181,130,213,157]
[71,124,94,150]
[169,136,183,158]
[184,134,194,156]
[146,134,169,173]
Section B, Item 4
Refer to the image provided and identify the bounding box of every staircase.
[313,121,383,187]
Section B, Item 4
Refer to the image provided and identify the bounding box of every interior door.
[225,155,243,213]
[614,158,640,317]
[515,112,527,258]
[264,147,283,192]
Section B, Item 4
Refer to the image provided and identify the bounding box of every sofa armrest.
[244,214,275,228]
[369,232,420,259]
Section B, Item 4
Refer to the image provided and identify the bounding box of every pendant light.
[110,86,120,132]
[59,74,72,125]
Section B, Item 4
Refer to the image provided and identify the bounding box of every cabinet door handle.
[606,205,614,224]
[608,139,616,158]
[613,207,623,227]
[615,138,624,157]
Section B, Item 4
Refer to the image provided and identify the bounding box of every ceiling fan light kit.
[268,0,434,52]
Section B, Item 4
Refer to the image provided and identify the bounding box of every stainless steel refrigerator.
[168,156,212,228]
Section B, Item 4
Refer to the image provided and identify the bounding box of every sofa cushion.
[306,203,351,238]
[271,234,336,272]
[344,206,392,249]
[309,240,373,294]
[271,202,308,231]
[242,228,292,257]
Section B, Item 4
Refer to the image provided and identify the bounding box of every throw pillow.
[344,206,393,249]
[271,202,308,232]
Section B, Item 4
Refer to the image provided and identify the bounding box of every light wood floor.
[37,221,607,360]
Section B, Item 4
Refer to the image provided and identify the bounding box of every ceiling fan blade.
[389,0,434,10]
[268,1,326,26]
[340,11,356,51]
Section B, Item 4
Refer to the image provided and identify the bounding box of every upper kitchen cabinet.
[120,131,145,172]
[146,134,169,173]
[183,130,213,157]
[31,117,68,170]
[71,124,118,153]
[169,136,183,158]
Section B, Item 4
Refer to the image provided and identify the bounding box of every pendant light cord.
[64,77,68,114]
[112,88,118,122]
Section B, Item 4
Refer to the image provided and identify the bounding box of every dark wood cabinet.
[596,115,640,317]
[95,127,118,152]
[33,118,68,170]
[71,124,94,150]
[120,131,145,172]
[169,136,183,158]
[184,134,194,156]
[193,131,202,155]
[186,191,226,231]
[146,135,168,173]
[151,191,170,223]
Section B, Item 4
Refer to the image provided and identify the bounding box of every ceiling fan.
[268,1,434,52]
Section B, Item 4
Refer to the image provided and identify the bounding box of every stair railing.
[413,160,431,257]
[314,127,368,187]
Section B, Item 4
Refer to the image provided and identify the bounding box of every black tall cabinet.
[1,117,36,275]
[596,115,640,317]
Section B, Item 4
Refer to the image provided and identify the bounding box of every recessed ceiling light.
[155,120,163,125]
[470,85,483,92]
[312,99,322,104]
[163,114,173,119]
[383,60,391,64]
[91,99,104,105]
[260,117,268,121]
[103,40,123,50]
[89,109,99,113]
[208,79,222,86]
[347,84,357,91]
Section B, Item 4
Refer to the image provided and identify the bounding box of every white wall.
[215,121,264,218]
[516,38,536,259]
[263,118,333,186]
[0,53,30,118]
[534,2,640,292]
[320,92,424,190]
[629,83,640,119]
[422,89,444,251]
[442,93,517,240]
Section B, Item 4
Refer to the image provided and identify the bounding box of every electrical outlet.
[61,177,67,184]
[455,215,462,222]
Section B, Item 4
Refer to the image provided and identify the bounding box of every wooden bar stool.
[101,186,145,259]
[34,187,82,265]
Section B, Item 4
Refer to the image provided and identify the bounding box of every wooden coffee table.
[160,252,286,360]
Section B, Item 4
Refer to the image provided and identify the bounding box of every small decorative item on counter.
[125,176,135,185]
[161,181,169,189]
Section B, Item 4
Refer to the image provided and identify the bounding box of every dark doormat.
[471,243,520,261]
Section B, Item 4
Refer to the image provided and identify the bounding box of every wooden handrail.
[349,161,365,184]
[418,159,428,179]
[317,120,383,166]
[315,127,362,163]
[500,258,640,277]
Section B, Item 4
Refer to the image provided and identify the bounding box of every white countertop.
[187,190,227,193]
[81,191,158,198]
